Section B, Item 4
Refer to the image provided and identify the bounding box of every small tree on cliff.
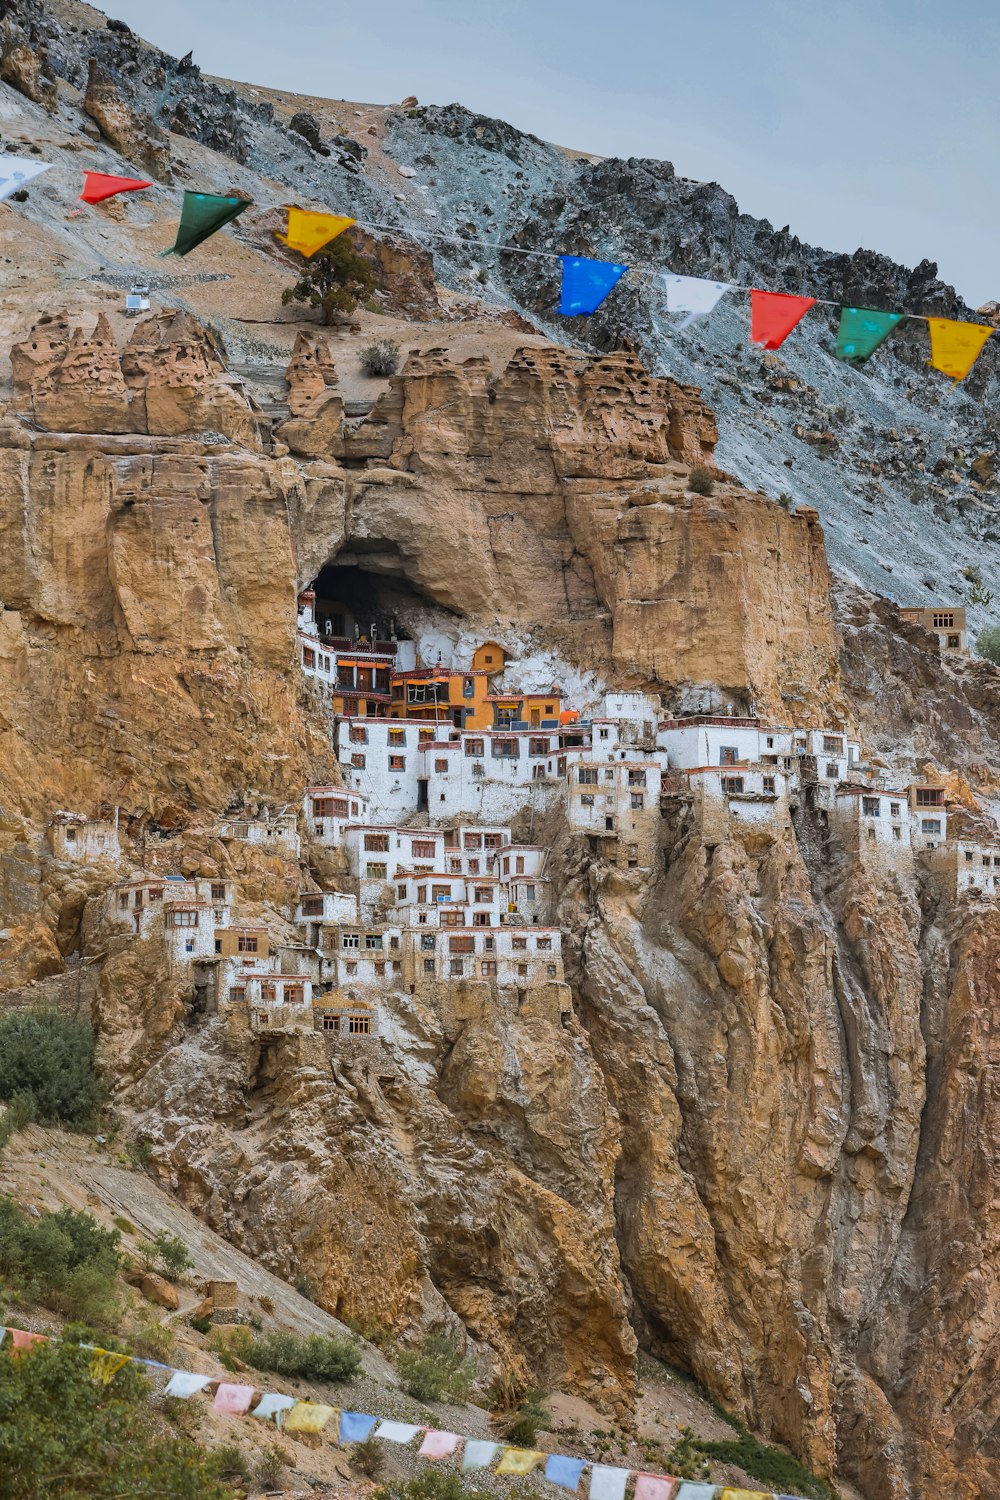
[281,236,375,325]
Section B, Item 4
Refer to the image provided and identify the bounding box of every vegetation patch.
[0,1196,121,1327]
[396,1330,476,1403]
[0,1011,105,1129]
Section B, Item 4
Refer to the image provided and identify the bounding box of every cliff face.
[1,307,1000,1499]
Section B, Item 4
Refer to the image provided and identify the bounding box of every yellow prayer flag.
[495,1447,545,1475]
[927,317,993,382]
[279,208,356,258]
[720,1490,771,1500]
[285,1401,337,1433]
[89,1349,130,1384]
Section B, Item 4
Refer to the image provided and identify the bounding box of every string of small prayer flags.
[0,1326,806,1500]
[3,148,994,381]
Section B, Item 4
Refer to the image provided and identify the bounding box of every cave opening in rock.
[305,558,444,650]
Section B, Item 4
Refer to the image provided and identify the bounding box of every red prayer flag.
[80,172,153,205]
[633,1475,677,1500]
[750,289,816,349]
[10,1329,47,1354]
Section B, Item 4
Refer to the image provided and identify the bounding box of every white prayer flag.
[462,1440,500,1471]
[0,154,51,203]
[674,1486,719,1500]
[589,1465,631,1500]
[374,1420,422,1443]
[164,1370,213,1398]
[661,273,730,327]
[252,1392,296,1422]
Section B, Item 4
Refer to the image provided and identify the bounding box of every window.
[365,934,383,950]
[605,816,615,830]
[167,909,199,928]
[118,893,129,909]
[721,777,744,795]
[351,753,366,769]
[388,728,406,746]
[465,738,484,757]
[766,736,774,748]
[301,897,323,916]
[211,882,226,900]
[533,764,546,780]
[537,937,552,951]
[374,961,385,976]
[481,961,498,976]
[628,769,646,787]
[471,763,485,779]
[558,757,567,774]
[513,936,528,951]
[965,849,975,862]
[862,798,880,817]
[390,935,400,949]
[322,1013,339,1032]
[423,958,436,975]
[484,936,495,952]
[348,1013,371,1035]
[631,793,644,810]
[893,826,902,840]
[229,986,246,1002]
[890,803,900,817]
[303,647,315,668]
[484,833,503,849]
[467,858,480,873]
[530,737,549,756]
[449,959,465,976]
[525,884,535,901]
[915,788,943,807]
[397,883,407,899]
[762,775,776,794]
[473,912,491,927]
[214,939,221,954]
[544,704,554,715]
[366,862,388,879]
[948,634,961,648]
[472,886,491,904]
[261,981,276,1002]
[449,936,475,953]
[605,769,614,781]
[434,758,449,773]
[517,963,528,977]
[483,653,494,664]
[432,883,451,901]
[389,755,406,771]
[547,964,557,977]
[365,833,390,852]
[420,934,436,950]
[579,767,599,785]
[350,725,368,744]
[345,960,357,975]
[492,738,517,758]
[720,746,739,766]
[933,613,955,628]
[822,735,843,754]
[464,833,483,850]
[342,933,360,949]
[921,819,942,834]
[65,826,77,842]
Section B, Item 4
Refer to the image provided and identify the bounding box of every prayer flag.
[165,1371,213,1398]
[419,1430,461,1459]
[80,171,152,205]
[634,1476,677,1500]
[340,1411,378,1442]
[374,1420,422,1443]
[163,190,252,257]
[89,1349,130,1384]
[545,1454,587,1491]
[927,317,993,381]
[662,273,730,327]
[279,207,355,257]
[286,1401,336,1432]
[0,1329,6,1346]
[0,154,51,202]
[719,1490,771,1500]
[463,1440,500,1470]
[835,306,902,362]
[496,1447,545,1475]
[252,1392,296,1423]
[213,1382,256,1415]
[674,1487,718,1500]
[10,1330,47,1354]
[750,290,816,349]
[589,1465,630,1500]
[557,255,629,316]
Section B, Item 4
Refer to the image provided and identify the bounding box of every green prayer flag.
[163,190,252,257]
[835,306,903,362]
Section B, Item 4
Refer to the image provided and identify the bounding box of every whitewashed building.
[49,812,121,864]
[303,786,370,846]
[567,757,663,868]
[217,812,300,859]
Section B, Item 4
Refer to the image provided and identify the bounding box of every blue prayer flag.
[557,255,629,316]
[339,1411,378,1442]
[545,1454,586,1491]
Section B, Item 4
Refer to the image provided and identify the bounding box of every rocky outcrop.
[84,57,172,181]
[0,11,57,111]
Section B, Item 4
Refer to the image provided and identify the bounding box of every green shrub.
[0,1196,120,1323]
[0,1338,238,1499]
[776,491,794,509]
[360,338,401,377]
[0,1011,105,1128]
[504,1386,551,1446]
[397,1330,475,1403]
[664,1426,711,1481]
[970,580,995,608]
[975,625,1000,665]
[376,1471,492,1500]
[255,1443,289,1485]
[112,1215,136,1235]
[352,1433,385,1475]
[687,464,716,497]
[212,1442,251,1481]
[247,1327,362,1383]
[189,1312,213,1335]
[281,236,376,325]
[294,1271,315,1301]
[690,1423,834,1500]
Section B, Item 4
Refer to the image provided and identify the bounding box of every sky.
[108,0,998,306]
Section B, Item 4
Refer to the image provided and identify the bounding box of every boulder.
[141,1273,180,1310]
